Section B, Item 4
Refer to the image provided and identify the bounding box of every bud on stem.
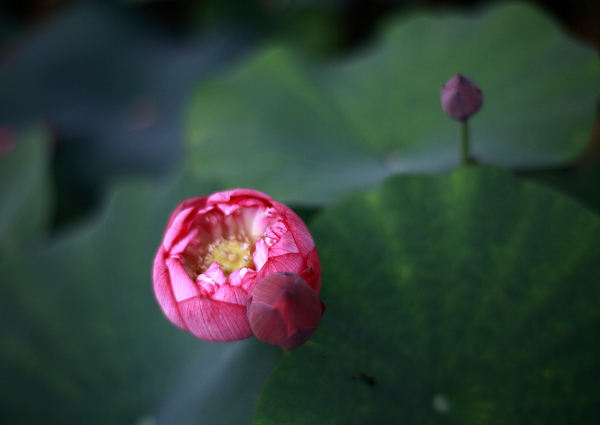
[440,74,483,166]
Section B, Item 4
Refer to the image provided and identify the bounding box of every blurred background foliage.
[1,0,600,225]
[1,0,599,424]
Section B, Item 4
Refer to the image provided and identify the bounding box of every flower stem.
[459,120,470,167]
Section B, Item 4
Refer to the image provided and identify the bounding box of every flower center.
[204,237,255,276]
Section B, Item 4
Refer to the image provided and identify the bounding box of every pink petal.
[196,274,217,294]
[272,202,314,259]
[248,272,323,349]
[246,301,287,346]
[207,188,274,205]
[166,256,201,302]
[301,247,321,294]
[228,267,252,287]
[268,230,300,257]
[256,252,306,282]
[240,207,274,240]
[212,284,250,305]
[179,296,252,341]
[152,246,186,329]
[207,189,274,215]
[253,239,269,270]
[162,205,197,251]
[270,278,322,332]
[216,199,261,215]
[168,226,199,256]
[238,269,259,293]
[203,262,227,285]
[265,220,287,243]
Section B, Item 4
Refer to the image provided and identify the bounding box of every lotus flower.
[440,74,483,121]
[153,189,321,343]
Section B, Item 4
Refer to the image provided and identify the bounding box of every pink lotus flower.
[440,74,483,121]
[153,189,321,343]
[248,272,325,349]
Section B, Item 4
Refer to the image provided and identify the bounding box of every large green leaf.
[255,166,600,424]
[187,3,599,205]
[0,157,280,424]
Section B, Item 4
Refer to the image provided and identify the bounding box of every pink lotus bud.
[153,189,321,342]
[248,272,325,349]
[440,74,483,121]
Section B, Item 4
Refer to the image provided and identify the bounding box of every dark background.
[1,0,599,230]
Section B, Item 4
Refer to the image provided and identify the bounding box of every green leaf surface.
[0,164,280,424]
[187,3,599,205]
[255,166,600,424]
[0,127,53,254]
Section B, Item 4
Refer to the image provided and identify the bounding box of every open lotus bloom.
[153,189,322,346]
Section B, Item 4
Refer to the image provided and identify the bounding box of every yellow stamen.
[204,238,254,276]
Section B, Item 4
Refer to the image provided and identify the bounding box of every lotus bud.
[248,272,325,349]
[440,74,483,121]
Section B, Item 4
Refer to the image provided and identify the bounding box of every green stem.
[459,120,470,167]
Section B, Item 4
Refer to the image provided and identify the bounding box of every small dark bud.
[440,74,483,121]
